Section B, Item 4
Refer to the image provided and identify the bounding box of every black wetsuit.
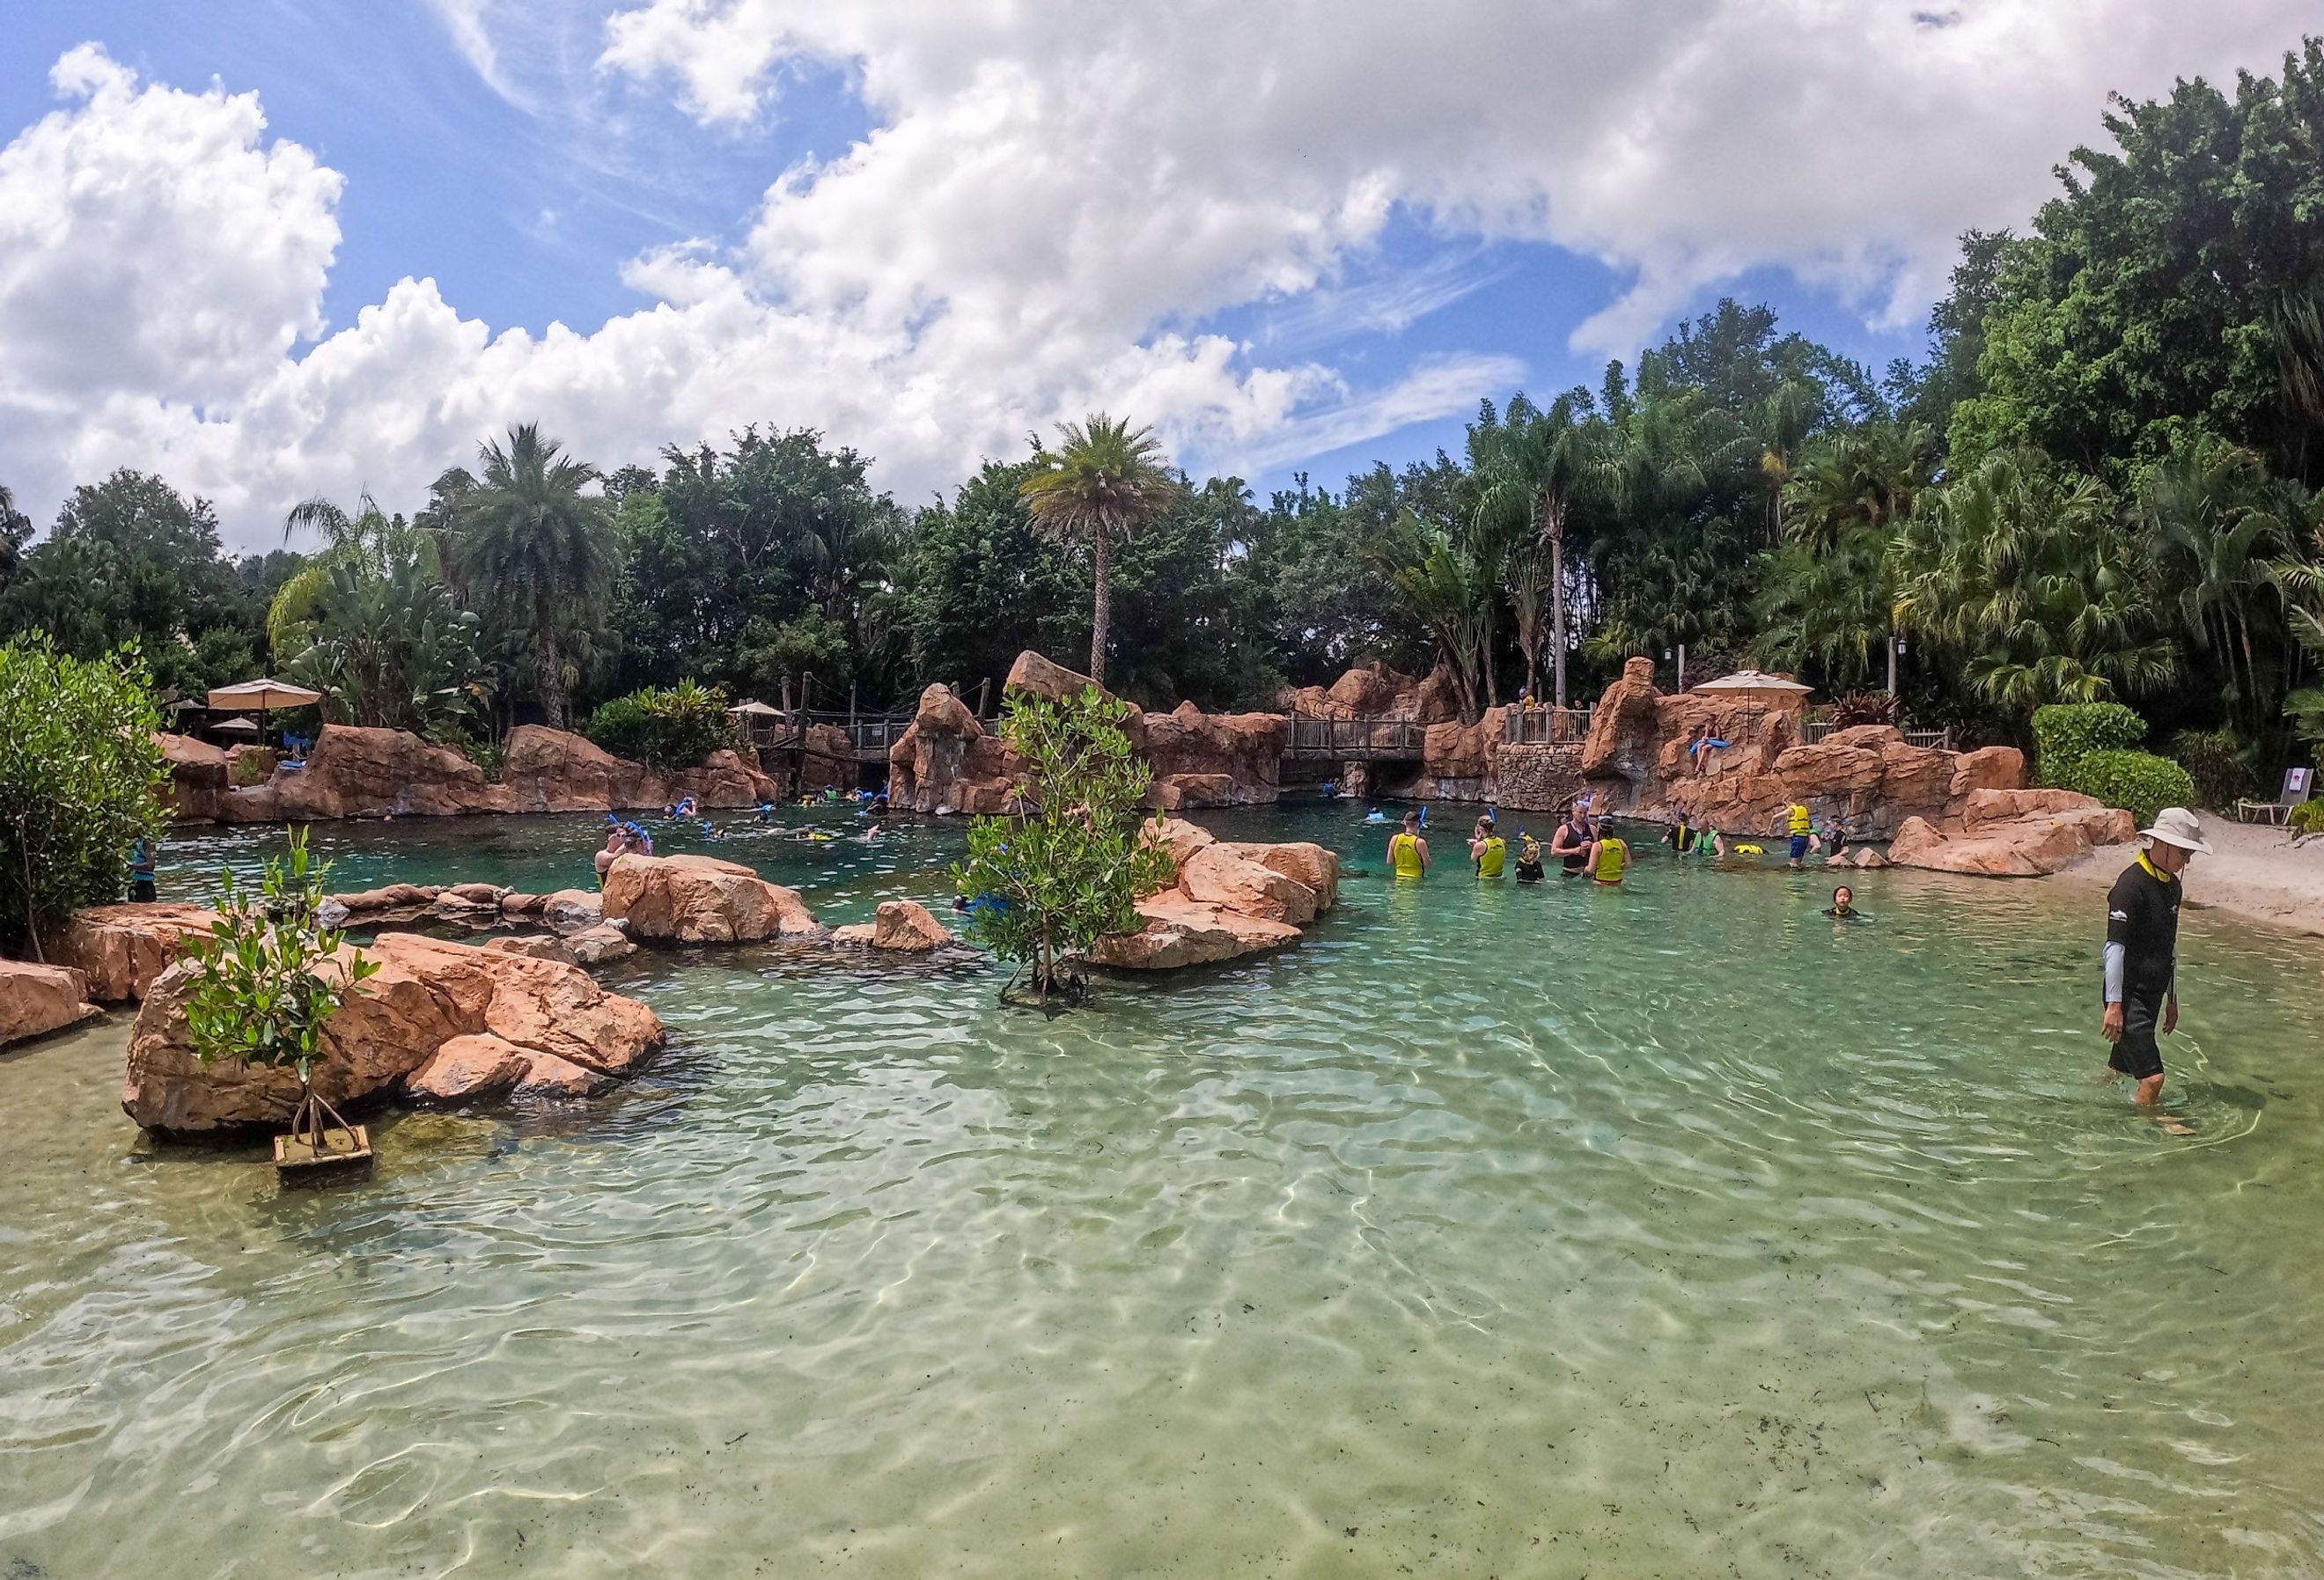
[2105,856,2181,1080]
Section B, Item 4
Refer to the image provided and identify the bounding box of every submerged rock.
[600,854,820,944]
[832,899,953,952]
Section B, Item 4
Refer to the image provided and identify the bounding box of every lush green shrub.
[2065,749,2197,828]
[2165,729,2252,811]
[584,680,734,768]
[949,686,1175,1002]
[2291,799,2324,837]
[1825,692,1901,729]
[0,636,168,958]
[183,827,378,1151]
[2032,702,2146,787]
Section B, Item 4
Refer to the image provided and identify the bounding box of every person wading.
[2101,806,2210,1117]
[1389,811,1430,880]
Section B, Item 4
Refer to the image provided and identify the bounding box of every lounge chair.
[2234,766,2314,826]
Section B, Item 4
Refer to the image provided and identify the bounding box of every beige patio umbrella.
[1690,669,1812,741]
[727,700,784,717]
[206,677,323,711]
[210,716,261,737]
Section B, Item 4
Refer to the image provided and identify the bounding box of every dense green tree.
[896,459,1087,702]
[1020,415,1185,689]
[1471,392,1601,706]
[286,525,482,735]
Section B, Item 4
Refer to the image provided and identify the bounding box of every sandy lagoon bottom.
[4,804,2323,1578]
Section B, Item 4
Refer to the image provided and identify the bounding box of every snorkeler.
[1469,815,1506,878]
[1514,830,1545,884]
[1588,824,1629,886]
[1389,811,1430,879]
[1365,807,1389,824]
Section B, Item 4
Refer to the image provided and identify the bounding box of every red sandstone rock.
[1949,747,2027,798]
[872,899,951,952]
[406,1033,533,1105]
[1147,816,1217,871]
[1006,650,1107,704]
[600,853,820,944]
[1887,798,2135,878]
[0,961,99,1047]
[121,931,665,1133]
[270,725,509,819]
[541,889,604,934]
[484,934,579,966]
[156,732,230,821]
[1090,895,1304,969]
[1220,841,1341,910]
[1179,843,1317,924]
[566,925,636,965]
[54,904,221,1003]
[890,683,1019,814]
[512,1050,617,1098]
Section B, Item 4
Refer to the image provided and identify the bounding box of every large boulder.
[1948,746,2028,799]
[600,854,820,944]
[274,725,514,819]
[1005,650,1108,705]
[1178,843,1317,924]
[1139,702,1284,807]
[1887,797,2135,878]
[54,904,221,1003]
[890,684,1018,814]
[500,726,651,812]
[122,931,664,1133]
[156,732,231,821]
[0,961,99,1047]
[1088,896,1304,969]
[832,899,954,952]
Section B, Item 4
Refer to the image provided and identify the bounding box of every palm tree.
[1892,450,2178,709]
[1019,415,1183,688]
[452,424,617,728]
[1369,512,1497,722]
[1471,397,1601,707]
[269,492,414,661]
[1780,421,1935,693]
[2136,437,2296,735]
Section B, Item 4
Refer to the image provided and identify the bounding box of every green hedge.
[2032,702,2145,787]
[2064,749,2196,829]
[584,680,734,770]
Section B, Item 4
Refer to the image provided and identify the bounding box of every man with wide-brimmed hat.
[2101,806,2210,1110]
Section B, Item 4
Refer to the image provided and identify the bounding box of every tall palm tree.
[2136,437,2295,734]
[452,423,617,728]
[1019,415,1183,687]
[1781,421,1935,693]
[1472,398,1600,708]
[269,492,414,661]
[1369,512,1497,723]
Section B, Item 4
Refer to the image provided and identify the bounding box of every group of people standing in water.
[1381,803,1634,886]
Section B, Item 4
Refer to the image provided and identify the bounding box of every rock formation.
[54,904,222,1002]
[1091,818,1340,969]
[830,899,954,952]
[0,961,99,1047]
[888,683,1019,814]
[121,931,665,1134]
[165,724,785,825]
[1280,661,1463,723]
[599,853,821,943]
[1888,790,2137,877]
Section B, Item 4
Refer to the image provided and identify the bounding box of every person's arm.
[1416,836,1430,871]
[2102,876,2132,1040]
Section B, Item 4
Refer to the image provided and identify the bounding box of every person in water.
[1365,807,1388,824]
[2102,806,2209,1114]
[1514,830,1545,884]
[1783,802,1813,868]
[129,834,158,903]
[1588,824,1629,886]
[593,827,627,886]
[1824,885,1865,920]
[1549,807,1592,877]
[1389,811,1430,878]
[1468,815,1506,878]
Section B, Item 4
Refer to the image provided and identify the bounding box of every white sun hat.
[2140,806,2212,854]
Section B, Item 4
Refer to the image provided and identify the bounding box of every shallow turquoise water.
[6,804,2323,1577]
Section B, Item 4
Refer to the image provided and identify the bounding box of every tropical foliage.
[0,637,167,959]
[949,687,1175,1002]
[583,680,734,769]
[1019,415,1185,688]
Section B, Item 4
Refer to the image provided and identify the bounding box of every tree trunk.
[1886,621,1898,697]
[1089,532,1111,689]
[1548,502,1569,709]
[539,623,567,729]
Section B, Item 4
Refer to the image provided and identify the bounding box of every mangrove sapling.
[949,686,1175,1004]
[182,828,379,1165]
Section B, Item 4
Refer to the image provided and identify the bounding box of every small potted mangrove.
[182,828,380,1177]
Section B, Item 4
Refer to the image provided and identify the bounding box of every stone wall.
[1494,743,1584,813]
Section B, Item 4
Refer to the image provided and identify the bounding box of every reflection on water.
[7,804,2324,1577]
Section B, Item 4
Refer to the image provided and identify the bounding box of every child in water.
[1825,885,1867,921]
[1468,815,1506,878]
[1514,830,1545,884]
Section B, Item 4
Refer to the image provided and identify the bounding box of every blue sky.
[1,2,2312,543]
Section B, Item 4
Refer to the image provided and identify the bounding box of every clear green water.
[5,805,2323,1578]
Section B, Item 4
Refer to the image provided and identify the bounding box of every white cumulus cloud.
[0,3,2317,548]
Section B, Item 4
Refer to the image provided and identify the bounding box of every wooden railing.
[1283,715,1428,760]
[1502,706,1593,746]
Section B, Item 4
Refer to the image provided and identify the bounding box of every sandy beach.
[2048,818,2324,938]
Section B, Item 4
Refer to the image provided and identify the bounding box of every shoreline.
[2042,820,2324,938]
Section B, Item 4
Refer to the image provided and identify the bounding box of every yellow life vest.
[1475,835,1505,878]
[1788,804,1812,835]
[1390,831,1426,878]
[1593,835,1629,886]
